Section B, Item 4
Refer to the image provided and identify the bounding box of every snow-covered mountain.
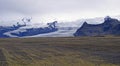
[0,18,58,38]
[0,16,120,38]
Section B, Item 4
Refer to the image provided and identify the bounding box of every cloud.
[0,0,120,22]
[0,0,111,14]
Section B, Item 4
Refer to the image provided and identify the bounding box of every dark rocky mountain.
[74,16,120,36]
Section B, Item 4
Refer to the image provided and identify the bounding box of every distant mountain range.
[0,16,120,38]
[74,16,120,37]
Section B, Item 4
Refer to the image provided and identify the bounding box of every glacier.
[0,16,120,38]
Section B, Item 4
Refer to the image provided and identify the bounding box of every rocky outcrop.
[74,16,120,36]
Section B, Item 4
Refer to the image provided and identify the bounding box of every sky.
[0,0,120,23]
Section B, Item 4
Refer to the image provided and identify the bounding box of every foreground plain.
[0,37,120,66]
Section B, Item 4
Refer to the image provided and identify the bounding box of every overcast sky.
[0,0,120,23]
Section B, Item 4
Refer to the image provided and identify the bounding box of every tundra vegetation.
[0,37,119,66]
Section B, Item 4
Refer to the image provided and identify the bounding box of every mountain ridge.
[74,16,120,37]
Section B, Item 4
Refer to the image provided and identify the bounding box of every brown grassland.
[0,37,120,66]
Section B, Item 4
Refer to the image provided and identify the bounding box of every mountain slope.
[74,16,120,36]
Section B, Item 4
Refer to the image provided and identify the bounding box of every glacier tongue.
[25,27,77,37]
[25,22,82,37]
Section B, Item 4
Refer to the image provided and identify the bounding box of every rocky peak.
[104,16,112,21]
[83,21,88,25]
[82,21,88,27]
[104,16,119,23]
